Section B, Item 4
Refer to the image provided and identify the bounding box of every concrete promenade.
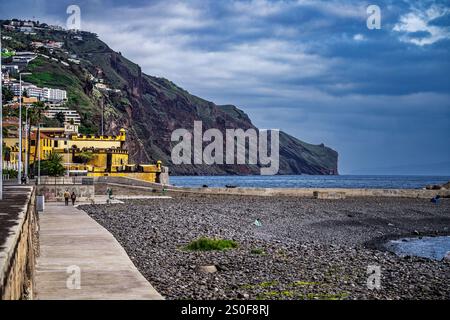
[35,202,163,300]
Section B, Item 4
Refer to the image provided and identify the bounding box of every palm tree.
[41,152,65,177]
[28,101,48,176]
[55,111,65,126]
[78,151,94,165]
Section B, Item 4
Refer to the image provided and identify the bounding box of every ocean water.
[169,175,450,189]
[385,236,450,261]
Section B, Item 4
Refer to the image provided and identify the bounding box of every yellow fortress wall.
[3,127,164,183]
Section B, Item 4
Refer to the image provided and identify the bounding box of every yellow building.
[41,128,163,182]
[3,126,165,183]
[3,137,20,170]
[22,97,39,104]
[4,133,53,165]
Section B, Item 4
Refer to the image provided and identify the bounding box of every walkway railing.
[37,176,94,185]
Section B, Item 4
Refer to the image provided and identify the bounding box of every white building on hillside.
[12,52,37,64]
[9,82,67,102]
[44,105,81,125]
[10,82,43,99]
[43,87,67,102]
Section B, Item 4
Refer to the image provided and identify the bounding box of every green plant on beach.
[298,292,349,300]
[185,237,238,251]
[260,281,278,288]
[239,280,278,290]
[250,248,266,255]
[291,281,320,287]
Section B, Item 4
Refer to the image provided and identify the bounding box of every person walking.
[64,190,70,206]
[71,192,77,206]
[106,187,113,204]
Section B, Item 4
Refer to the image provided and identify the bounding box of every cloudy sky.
[1,0,450,174]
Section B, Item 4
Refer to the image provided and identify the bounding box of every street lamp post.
[0,25,3,199]
[24,105,30,180]
[66,136,69,177]
[18,72,31,184]
[37,123,41,185]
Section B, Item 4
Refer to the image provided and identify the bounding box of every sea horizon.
[169,174,450,189]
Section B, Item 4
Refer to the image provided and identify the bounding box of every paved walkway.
[35,202,163,300]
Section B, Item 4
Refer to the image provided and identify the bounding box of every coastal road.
[35,202,163,300]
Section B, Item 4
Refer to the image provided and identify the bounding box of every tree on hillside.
[55,112,65,126]
[2,87,14,103]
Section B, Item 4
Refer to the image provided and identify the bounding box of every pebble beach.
[81,194,450,300]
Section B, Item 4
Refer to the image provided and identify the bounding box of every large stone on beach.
[444,252,450,262]
[238,293,250,299]
[197,265,218,273]
[425,185,442,190]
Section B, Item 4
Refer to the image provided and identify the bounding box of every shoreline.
[93,176,450,199]
[365,231,450,253]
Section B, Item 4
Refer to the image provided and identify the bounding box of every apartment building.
[44,105,81,125]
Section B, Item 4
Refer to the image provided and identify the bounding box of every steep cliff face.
[5,26,338,175]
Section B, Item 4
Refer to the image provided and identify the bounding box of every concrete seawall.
[168,186,450,199]
[37,184,95,202]
[88,175,450,199]
[0,186,38,300]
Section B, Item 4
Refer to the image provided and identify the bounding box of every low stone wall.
[37,184,95,202]
[313,190,346,199]
[95,183,164,196]
[93,176,168,188]
[0,186,38,300]
[167,186,450,199]
[91,179,450,199]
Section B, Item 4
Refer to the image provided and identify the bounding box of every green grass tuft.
[250,248,265,255]
[185,237,238,251]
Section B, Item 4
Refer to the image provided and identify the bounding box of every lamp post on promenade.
[18,72,32,184]
[24,105,31,180]
[37,123,41,185]
[0,25,3,199]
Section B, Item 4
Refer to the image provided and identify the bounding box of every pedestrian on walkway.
[106,187,113,204]
[64,190,70,206]
[71,192,77,206]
